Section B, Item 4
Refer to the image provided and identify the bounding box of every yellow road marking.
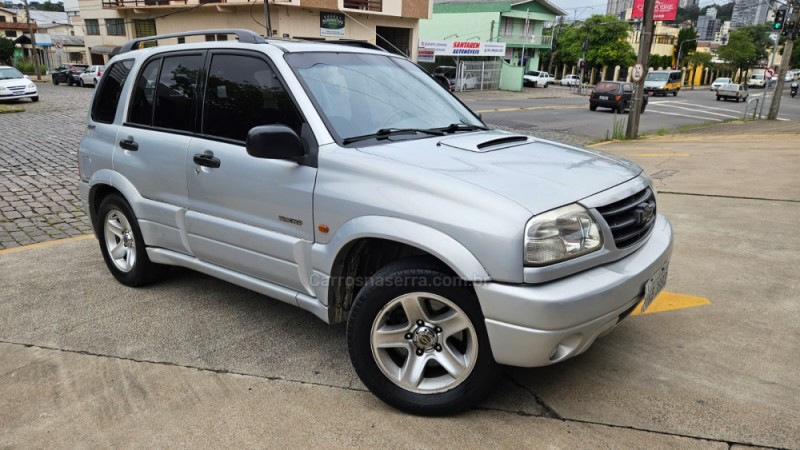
[631,291,711,316]
[628,153,690,157]
[0,234,93,255]
[476,105,585,113]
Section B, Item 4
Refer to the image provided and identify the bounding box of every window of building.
[0,15,6,22]
[85,19,100,35]
[106,18,125,36]
[133,19,156,38]
[5,31,17,38]
[91,59,134,124]
[343,0,381,12]
[202,54,303,142]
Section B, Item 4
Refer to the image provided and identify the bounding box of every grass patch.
[0,104,25,114]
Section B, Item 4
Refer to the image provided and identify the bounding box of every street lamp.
[676,37,699,70]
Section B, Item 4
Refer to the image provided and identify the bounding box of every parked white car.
[0,65,38,102]
[79,65,105,87]
[560,74,581,86]
[710,77,731,91]
[523,71,554,88]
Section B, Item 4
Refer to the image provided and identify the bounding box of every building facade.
[606,0,630,20]
[731,0,769,28]
[697,12,721,41]
[76,0,432,65]
[418,0,565,71]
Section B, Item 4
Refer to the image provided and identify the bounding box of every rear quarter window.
[91,59,134,124]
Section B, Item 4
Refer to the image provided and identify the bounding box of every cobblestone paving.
[0,82,95,249]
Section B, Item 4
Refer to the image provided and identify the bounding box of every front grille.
[7,86,25,94]
[596,187,656,249]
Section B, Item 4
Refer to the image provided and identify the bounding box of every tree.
[736,24,771,65]
[687,51,712,68]
[40,0,64,11]
[0,37,13,65]
[676,27,697,67]
[718,30,757,74]
[650,54,672,69]
[675,5,700,24]
[551,15,636,71]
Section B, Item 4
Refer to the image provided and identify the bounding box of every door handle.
[119,137,138,151]
[193,153,221,169]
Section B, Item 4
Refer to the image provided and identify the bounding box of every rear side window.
[91,59,133,124]
[127,54,203,132]
[201,54,303,142]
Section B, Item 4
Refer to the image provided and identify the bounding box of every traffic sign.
[632,63,644,82]
[765,68,775,79]
[55,42,63,50]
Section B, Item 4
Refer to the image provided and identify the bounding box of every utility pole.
[768,2,799,120]
[547,16,562,75]
[264,0,272,37]
[21,0,41,81]
[626,0,656,139]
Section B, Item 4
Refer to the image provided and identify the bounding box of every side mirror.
[23,75,29,79]
[246,125,305,163]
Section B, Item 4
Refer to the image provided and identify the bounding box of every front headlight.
[524,204,602,266]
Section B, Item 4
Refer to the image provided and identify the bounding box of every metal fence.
[456,60,501,92]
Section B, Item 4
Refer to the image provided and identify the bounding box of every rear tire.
[67,78,73,86]
[79,79,85,87]
[347,257,500,415]
[716,96,721,101]
[95,194,167,287]
[590,103,597,111]
[52,78,59,86]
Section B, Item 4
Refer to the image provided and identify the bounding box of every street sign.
[765,68,775,79]
[632,63,644,81]
[55,42,63,50]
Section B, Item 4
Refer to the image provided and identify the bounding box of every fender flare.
[312,216,491,282]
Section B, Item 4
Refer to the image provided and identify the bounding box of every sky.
[549,0,730,21]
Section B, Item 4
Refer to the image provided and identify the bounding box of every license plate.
[642,262,669,312]
[600,96,609,100]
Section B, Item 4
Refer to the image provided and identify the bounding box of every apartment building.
[76,0,432,64]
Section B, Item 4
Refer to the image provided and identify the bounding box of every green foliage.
[687,51,712,68]
[13,60,46,74]
[552,15,635,70]
[791,43,800,68]
[676,27,697,67]
[735,24,771,64]
[0,37,13,65]
[650,54,672,69]
[39,0,64,11]
[675,6,700,24]
[718,31,757,72]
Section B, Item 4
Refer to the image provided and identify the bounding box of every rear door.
[113,51,206,253]
[185,50,317,293]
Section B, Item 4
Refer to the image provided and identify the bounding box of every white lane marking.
[646,109,723,122]
[651,100,744,115]
[649,102,740,119]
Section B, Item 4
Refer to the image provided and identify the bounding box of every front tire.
[95,194,165,287]
[347,258,499,415]
[31,96,38,102]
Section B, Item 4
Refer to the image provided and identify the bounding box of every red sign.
[631,0,679,21]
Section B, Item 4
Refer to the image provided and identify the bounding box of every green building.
[419,0,566,71]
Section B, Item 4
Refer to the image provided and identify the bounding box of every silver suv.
[79,29,672,415]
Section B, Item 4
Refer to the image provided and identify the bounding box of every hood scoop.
[438,131,532,153]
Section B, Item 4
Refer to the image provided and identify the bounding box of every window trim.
[90,58,135,124]
[105,18,126,36]
[85,19,100,36]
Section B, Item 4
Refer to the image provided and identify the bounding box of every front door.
[185,51,316,293]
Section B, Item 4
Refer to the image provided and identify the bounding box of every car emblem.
[635,202,655,225]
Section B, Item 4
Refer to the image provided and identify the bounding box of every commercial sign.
[417,48,435,63]
[631,0,679,21]
[418,40,507,57]
[320,12,345,37]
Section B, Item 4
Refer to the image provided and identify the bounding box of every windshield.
[714,78,730,83]
[286,52,483,144]
[0,67,24,80]
[646,73,669,82]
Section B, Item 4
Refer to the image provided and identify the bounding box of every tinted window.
[128,58,161,126]
[91,59,134,124]
[201,54,303,142]
[153,55,203,132]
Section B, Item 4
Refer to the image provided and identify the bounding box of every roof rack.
[317,40,387,52]
[118,29,267,55]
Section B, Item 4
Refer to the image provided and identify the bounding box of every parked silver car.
[79,29,672,415]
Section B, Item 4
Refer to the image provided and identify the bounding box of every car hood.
[644,80,667,88]
[0,78,32,89]
[357,130,642,215]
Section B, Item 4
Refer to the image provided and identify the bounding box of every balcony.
[343,0,382,12]
[497,33,552,47]
[101,0,288,8]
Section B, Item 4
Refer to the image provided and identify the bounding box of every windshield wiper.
[437,123,490,133]
[342,128,445,145]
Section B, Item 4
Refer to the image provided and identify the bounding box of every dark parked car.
[589,81,647,113]
[432,73,454,92]
[51,64,89,86]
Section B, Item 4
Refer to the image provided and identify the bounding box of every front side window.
[153,55,202,131]
[201,54,303,142]
[85,19,100,35]
[91,59,134,124]
[286,52,482,143]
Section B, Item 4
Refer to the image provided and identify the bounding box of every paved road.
[0,83,94,249]
[462,85,800,142]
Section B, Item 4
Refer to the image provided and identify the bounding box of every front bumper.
[475,214,673,368]
[0,88,37,101]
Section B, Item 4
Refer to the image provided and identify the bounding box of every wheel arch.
[314,217,491,325]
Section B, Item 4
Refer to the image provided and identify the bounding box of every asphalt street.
[462,85,800,142]
[1,83,799,448]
